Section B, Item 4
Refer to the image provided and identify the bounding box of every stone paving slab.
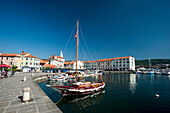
[0,72,62,113]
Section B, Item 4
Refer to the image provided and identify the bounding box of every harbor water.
[38,73,170,113]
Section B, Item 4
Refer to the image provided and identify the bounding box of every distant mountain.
[136,59,170,66]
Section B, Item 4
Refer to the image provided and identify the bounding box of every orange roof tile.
[40,60,49,64]
[25,54,40,59]
[83,60,98,63]
[43,64,57,67]
[0,53,20,57]
[56,56,64,59]
[113,56,131,59]
[84,56,131,63]
[97,58,113,62]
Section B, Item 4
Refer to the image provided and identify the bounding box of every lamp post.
[11,57,13,77]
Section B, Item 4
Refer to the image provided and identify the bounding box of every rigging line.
[81,42,88,61]
[63,24,76,54]
[79,40,88,61]
[80,39,89,61]
[80,26,93,61]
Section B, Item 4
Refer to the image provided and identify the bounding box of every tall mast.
[149,59,151,68]
[76,20,79,75]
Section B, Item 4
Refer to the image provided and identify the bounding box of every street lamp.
[11,57,14,77]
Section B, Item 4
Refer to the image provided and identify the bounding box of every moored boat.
[162,71,170,75]
[51,20,105,96]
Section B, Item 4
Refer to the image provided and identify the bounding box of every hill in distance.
[136,59,170,66]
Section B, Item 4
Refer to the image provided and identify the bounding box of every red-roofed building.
[0,52,20,69]
[43,64,57,68]
[64,61,84,69]
[19,51,40,71]
[40,59,49,65]
[0,51,40,71]
[44,51,65,68]
[84,56,135,71]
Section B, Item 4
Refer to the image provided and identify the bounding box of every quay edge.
[0,72,62,113]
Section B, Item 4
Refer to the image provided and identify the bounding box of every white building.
[84,56,135,71]
[23,53,41,70]
[64,61,84,69]
[47,51,65,68]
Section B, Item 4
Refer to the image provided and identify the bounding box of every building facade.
[43,51,65,68]
[0,51,40,70]
[64,61,84,69]
[84,56,135,71]
[0,53,20,68]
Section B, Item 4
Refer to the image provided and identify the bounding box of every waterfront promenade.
[0,72,62,113]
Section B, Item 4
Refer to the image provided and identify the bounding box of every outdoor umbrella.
[0,64,10,68]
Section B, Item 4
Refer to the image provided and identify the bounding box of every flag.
[74,33,78,38]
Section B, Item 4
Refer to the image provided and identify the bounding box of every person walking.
[4,70,8,78]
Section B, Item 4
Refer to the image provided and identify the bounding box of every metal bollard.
[23,76,26,81]
[22,87,31,102]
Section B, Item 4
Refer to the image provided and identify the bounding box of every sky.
[0,0,170,60]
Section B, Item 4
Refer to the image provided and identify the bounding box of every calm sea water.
[38,73,170,113]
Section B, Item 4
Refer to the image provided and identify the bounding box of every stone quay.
[0,72,62,113]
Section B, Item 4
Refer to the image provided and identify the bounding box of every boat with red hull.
[52,81,105,96]
[51,20,105,96]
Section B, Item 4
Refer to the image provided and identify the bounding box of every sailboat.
[51,20,105,96]
[148,59,154,74]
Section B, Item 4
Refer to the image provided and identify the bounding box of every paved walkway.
[0,72,62,113]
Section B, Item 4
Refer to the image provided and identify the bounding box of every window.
[7,57,8,60]
[26,62,28,65]
[31,58,32,60]
[22,58,23,60]
[26,58,28,60]
[30,62,32,65]
[127,61,129,63]
[21,62,23,65]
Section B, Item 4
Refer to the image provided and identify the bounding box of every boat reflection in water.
[58,89,105,112]
[46,77,105,112]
